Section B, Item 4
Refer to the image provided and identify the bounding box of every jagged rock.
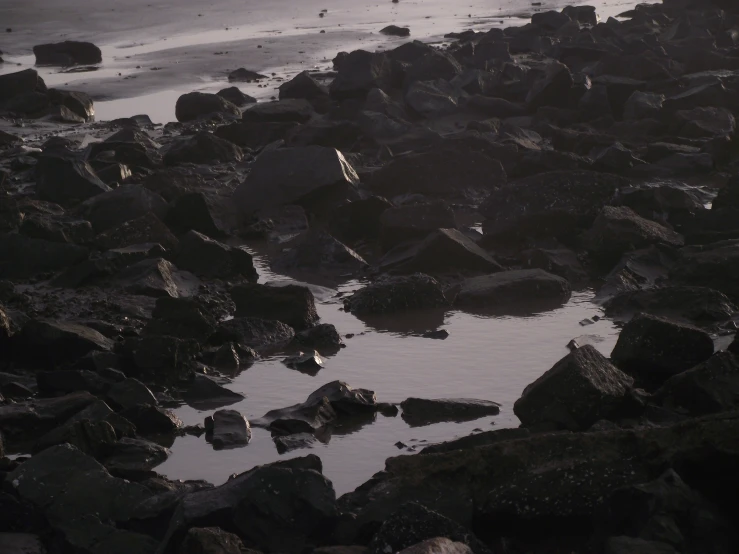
[455,270,571,312]
[233,146,358,214]
[0,392,97,442]
[330,50,393,100]
[217,86,256,107]
[48,89,94,121]
[78,183,168,233]
[399,538,472,554]
[33,418,117,457]
[604,286,736,323]
[165,192,231,237]
[345,274,448,315]
[0,534,47,554]
[287,119,362,150]
[205,409,251,449]
[273,229,366,274]
[712,176,739,211]
[175,92,240,122]
[611,313,715,384]
[284,350,326,375]
[675,107,735,139]
[104,437,170,473]
[36,369,109,395]
[274,432,318,454]
[329,196,393,244]
[33,41,101,65]
[125,335,198,382]
[143,296,217,343]
[214,121,298,149]
[522,247,588,286]
[0,234,89,279]
[670,241,739,301]
[242,99,314,123]
[0,68,47,103]
[562,5,597,25]
[184,374,245,410]
[401,398,500,427]
[405,79,461,118]
[106,378,157,410]
[179,527,246,554]
[623,91,664,120]
[35,156,110,206]
[174,230,256,280]
[215,317,295,350]
[14,319,113,366]
[379,202,457,250]
[292,324,343,352]
[120,404,182,434]
[604,537,677,554]
[279,71,329,100]
[164,132,244,165]
[526,61,573,110]
[95,212,178,250]
[115,258,182,298]
[467,95,526,118]
[513,345,635,431]
[230,283,318,330]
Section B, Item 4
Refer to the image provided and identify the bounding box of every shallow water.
[158,252,619,495]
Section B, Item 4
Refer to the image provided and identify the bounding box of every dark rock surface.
[400,397,500,427]
[231,283,318,330]
[345,274,448,315]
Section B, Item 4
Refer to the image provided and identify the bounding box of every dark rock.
[19,213,93,245]
[48,88,94,121]
[0,391,97,442]
[5,90,50,117]
[526,61,573,110]
[78,183,168,233]
[513,345,635,431]
[379,202,457,250]
[125,335,198,382]
[214,121,298,149]
[522,247,588,286]
[287,119,362,150]
[532,10,571,30]
[35,156,110,206]
[284,350,326,375]
[233,146,358,214]
[0,69,47,103]
[398,538,472,554]
[107,378,157,410]
[562,5,597,25]
[712,176,739,211]
[33,41,102,65]
[0,234,89,279]
[230,283,318,330]
[95,212,179,250]
[604,536,677,554]
[670,240,739,301]
[242,99,314,123]
[329,196,393,244]
[623,91,664,120]
[404,79,460,118]
[179,527,246,554]
[165,192,232,237]
[421,428,531,455]
[604,286,736,323]
[611,313,715,383]
[405,50,462,85]
[381,25,410,37]
[273,229,366,274]
[33,418,117,457]
[15,319,113,366]
[119,404,182,435]
[228,68,267,82]
[144,296,217,343]
[164,132,244,166]
[274,432,318,454]
[400,398,500,427]
[175,92,240,122]
[330,50,393,100]
[279,71,329,101]
[115,258,183,298]
[174,230,257,280]
[143,167,208,202]
[467,95,526,118]
[217,86,256,107]
[0,534,46,554]
[674,107,735,139]
[104,437,170,473]
[345,274,448,315]
[183,373,245,410]
[292,323,343,352]
[215,317,296,350]
[204,409,251,449]
[36,369,109,395]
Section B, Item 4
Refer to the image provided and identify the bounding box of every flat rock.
[400,398,500,427]
[230,283,318,330]
[603,286,736,323]
[114,258,182,298]
[15,319,113,366]
[205,409,251,449]
[381,25,411,37]
[33,41,101,65]
[228,68,267,82]
[242,99,314,123]
[272,229,367,274]
[174,230,257,280]
[104,437,170,473]
[183,373,245,410]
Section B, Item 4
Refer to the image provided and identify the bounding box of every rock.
[330,50,393,100]
[713,176,739,211]
[670,241,739,301]
[675,107,735,139]
[35,156,110,206]
[183,374,245,410]
[655,352,739,416]
[593,143,645,173]
[0,392,97,442]
[164,132,244,166]
[400,398,500,427]
[284,350,326,375]
[33,41,101,65]
[175,92,240,122]
[0,534,46,554]
[532,10,571,30]
[115,258,182,298]
[95,212,179,250]
[230,283,318,330]
[522,247,588,286]
[104,437,170,473]
[107,378,157,410]
[233,146,358,214]
[562,5,597,25]
[604,286,736,323]
[215,121,298,149]
[15,319,113,366]
[36,369,109,395]
[48,88,94,121]
[274,432,318,454]
[125,335,198,382]
[604,537,677,554]
[455,269,571,313]
[345,274,448,315]
[480,171,627,243]
[393,229,503,274]
[369,502,489,554]
[292,323,344,352]
[329,196,393,244]
[287,119,362,150]
[204,409,251,449]
[526,61,573,110]
[242,99,314,123]
[623,91,664,120]
[179,527,246,554]
[33,418,117,457]
[119,404,182,435]
[273,229,367,274]
[0,234,89,279]
[279,71,329,101]
[161,461,337,553]
[467,95,526,118]
[144,296,218,343]
[165,192,231,237]
[217,86,256,107]
[405,79,460,118]
[228,68,267,82]
[611,313,715,384]
[78,183,168,233]
[405,50,462,85]
[513,345,635,431]
[381,25,410,37]
[399,538,472,554]
[0,69,47,103]
[174,230,257,280]
[379,202,457,250]
[215,317,296,350]
[583,206,684,268]
[370,144,506,200]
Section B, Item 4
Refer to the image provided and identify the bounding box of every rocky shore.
[3,0,739,553]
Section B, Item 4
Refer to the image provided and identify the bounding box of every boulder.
[48,89,94,121]
[513,345,635,431]
[674,107,735,139]
[454,270,571,313]
[0,69,47,103]
[78,184,168,233]
[562,5,597,25]
[106,378,157,410]
[467,95,526,118]
[36,369,109,395]
[603,286,736,323]
[183,374,245,410]
[329,196,394,244]
[344,274,448,315]
[119,404,183,435]
[15,319,113,366]
[35,156,110,206]
[405,79,460,118]
[521,247,588,286]
[273,229,367,274]
[526,61,573,110]
[330,50,393,100]
[164,132,244,166]
[401,398,500,427]
[179,527,246,554]
[144,296,217,343]
[217,86,256,106]
[95,212,179,250]
[532,10,571,30]
[292,324,344,352]
[279,71,329,100]
[165,192,231,237]
[215,317,296,350]
[379,202,457,250]
[0,234,89,279]
[33,41,101,65]
[405,50,462,85]
[242,99,314,123]
[381,25,411,37]
[33,416,118,457]
[670,241,739,301]
[114,258,182,298]
[233,146,359,214]
[228,68,267,82]
[205,409,251,449]
[175,92,240,122]
[0,392,97,443]
[0,534,46,554]
[104,437,170,473]
[623,91,664,120]
[712,176,739,211]
[174,230,257,280]
[287,119,363,150]
[611,313,715,383]
[230,283,318,330]
[393,229,503,274]
[215,121,298,149]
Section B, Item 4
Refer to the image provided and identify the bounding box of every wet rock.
[164,132,244,165]
[174,230,257,280]
[215,317,296,350]
[217,86,256,107]
[287,119,362,150]
[0,234,89,279]
[48,88,94,121]
[233,146,358,214]
[292,323,343,352]
[205,409,251,449]
[214,121,298,149]
[231,283,318,330]
[36,369,109,395]
[274,432,318,454]
[527,61,573,110]
[279,70,329,101]
[175,92,240,122]
[284,350,326,375]
[211,342,243,371]
[379,202,456,250]
[14,319,113,366]
[623,91,664,120]
[125,335,199,382]
[115,258,182,297]
[521,247,588,286]
[179,527,247,554]
[107,378,157,410]
[104,437,170,473]
[513,345,635,431]
[593,143,645,173]
[242,98,314,123]
[381,25,410,37]
[35,156,110,206]
[0,68,47,103]
[604,286,736,323]
[0,391,97,442]
[228,68,267,82]
[329,196,393,244]
[467,95,526,118]
[184,373,244,409]
[421,428,531,455]
[330,50,393,100]
[369,502,489,554]
[119,404,182,435]
[345,274,448,315]
[165,192,231,237]
[78,183,168,233]
[670,241,739,301]
[33,41,102,65]
[405,79,461,118]
[20,213,93,244]
[611,313,715,384]
[400,398,500,427]
[273,229,367,274]
[33,418,117,457]
[674,107,735,139]
[655,352,739,416]
[95,212,179,250]
[405,49,462,85]
[144,296,217,343]
[712,176,739,211]
[455,269,571,313]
